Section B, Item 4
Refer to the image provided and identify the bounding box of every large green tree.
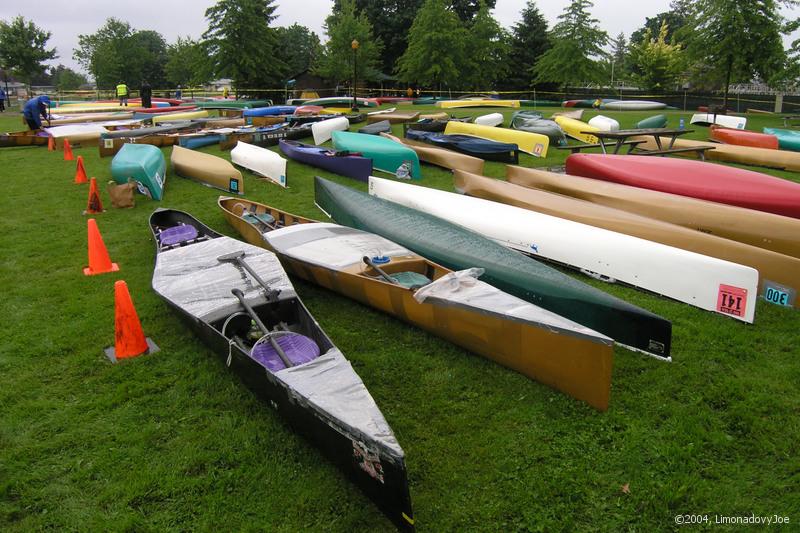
[533,0,608,89]
[503,1,550,90]
[203,0,287,87]
[395,0,468,89]
[165,37,211,88]
[74,18,167,88]
[0,16,57,86]
[630,23,685,91]
[684,0,791,107]
[49,65,88,90]
[276,24,323,76]
[316,0,383,85]
[464,1,509,89]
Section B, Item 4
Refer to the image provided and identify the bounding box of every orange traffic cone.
[104,280,159,362]
[83,177,104,214]
[63,138,74,161]
[83,218,119,276]
[47,135,55,151]
[74,155,88,184]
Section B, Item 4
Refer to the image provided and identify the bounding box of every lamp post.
[351,39,360,111]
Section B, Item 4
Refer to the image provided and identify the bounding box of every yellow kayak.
[151,110,209,125]
[320,107,353,115]
[554,116,599,144]
[436,100,520,109]
[444,120,549,157]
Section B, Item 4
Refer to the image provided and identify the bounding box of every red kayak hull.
[565,154,800,219]
[710,125,778,149]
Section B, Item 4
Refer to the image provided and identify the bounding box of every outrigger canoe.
[315,176,672,359]
[110,144,167,200]
[506,165,800,260]
[230,141,287,188]
[444,121,548,156]
[218,197,615,410]
[171,145,244,194]
[372,177,759,322]
[566,154,800,219]
[455,170,798,309]
[332,131,421,179]
[279,139,372,182]
[148,208,414,530]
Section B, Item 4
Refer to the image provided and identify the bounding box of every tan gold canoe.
[0,131,48,147]
[251,116,286,127]
[218,196,615,411]
[171,145,243,194]
[380,132,485,174]
[99,135,178,157]
[506,165,800,259]
[457,169,800,307]
[366,112,420,124]
[419,112,449,120]
[635,137,800,172]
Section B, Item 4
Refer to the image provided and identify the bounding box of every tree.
[533,0,608,89]
[316,0,383,84]
[629,23,685,91]
[609,32,629,80]
[395,0,468,89]
[165,37,211,87]
[503,1,550,90]
[684,0,790,107]
[0,16,57,86]
[465,1,509,89]
[203,0,287,87]
[74,18,167,88]
[275,24,323,76]
[50,65,88,90]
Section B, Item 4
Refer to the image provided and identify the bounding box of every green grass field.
[1,105,798,531]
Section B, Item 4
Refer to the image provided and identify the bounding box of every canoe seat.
[242,212,276,226]
[389,271,431,289]
[158,224,199,247]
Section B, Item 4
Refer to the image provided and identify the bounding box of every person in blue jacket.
[0,87,6,112]
[23,95,51,130]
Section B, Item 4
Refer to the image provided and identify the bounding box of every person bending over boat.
[22,95,50,130]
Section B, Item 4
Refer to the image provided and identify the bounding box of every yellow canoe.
[635,137,800,172]
[152,110,208,125]
[171,145,243,194]
[444,120,549,156]
[320,107,352,115]
[554,116,599,144]
[436,100,520,109]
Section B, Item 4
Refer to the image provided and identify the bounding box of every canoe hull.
[230,141,287,187]
[171,145,244,194]
[710,125,778,149]
[444,121,548,157]
[332,131,421,179]
[279,139,372,182]
[111,143,166,200]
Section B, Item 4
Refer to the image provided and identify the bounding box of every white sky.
[3,0,799,75]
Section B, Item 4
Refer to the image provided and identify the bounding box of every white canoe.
[368,177,758,322]
[587,115,620,132]
[474,113,504,127]
[600,100,667,111]
[367,107,397,115]
[230,141,287,188]
[691,113,747,129]
[312,116,349,145]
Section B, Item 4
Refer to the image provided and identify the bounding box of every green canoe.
[332,131,422,179]
[111,143,166,200]
[636,114,668,129]
[314,177,673,359]
[763,128,800,151]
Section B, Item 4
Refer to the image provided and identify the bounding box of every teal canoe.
[636,114,667,129]
[111,144,167,200]
[314,177,673,359]
[763,128,800,151]
[331,131,422,179]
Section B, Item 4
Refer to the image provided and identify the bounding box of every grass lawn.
[1,104,798,531]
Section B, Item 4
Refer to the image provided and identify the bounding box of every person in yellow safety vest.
[116,81,129,106]
[222,86,229,99]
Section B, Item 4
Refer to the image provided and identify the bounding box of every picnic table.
[580,128,694,154]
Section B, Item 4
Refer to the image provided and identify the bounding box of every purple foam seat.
[251,332,320,372]
[158,224,198,246]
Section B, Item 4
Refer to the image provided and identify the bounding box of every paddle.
[362,256,399,285]
[230,288,293,368]
[218,250,280,302]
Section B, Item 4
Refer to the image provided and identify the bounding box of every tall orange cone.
[74,155,88,184]
[47,135,55,151]
[104,280,159,362]
[83,177,104,214]
[83,218,119,276]
[63,138,75,161]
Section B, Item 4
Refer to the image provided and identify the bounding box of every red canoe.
[710,125,778,149]
[565,154,800,219]
[135,105,198,114]
[294,105,323,115]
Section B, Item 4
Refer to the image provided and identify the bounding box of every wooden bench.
[633,145,716,161]
[783,115,800,128]
[556,140,645,154]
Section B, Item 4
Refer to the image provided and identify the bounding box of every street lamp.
[351,39,360,111]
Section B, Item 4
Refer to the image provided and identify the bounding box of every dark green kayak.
[636,114,668,129]
[315,176,672,359]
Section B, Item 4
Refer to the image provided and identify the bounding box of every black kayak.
[148,208,415,530]
[405,128,519,163]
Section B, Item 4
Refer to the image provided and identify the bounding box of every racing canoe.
[405,129,519,163]
[149,208,414,530]
[171,145,244,194]
[315,176,672,359]
[110,143,167,200]
[218,197,615,410]
[380,133,485,174]
[444,121,548,157]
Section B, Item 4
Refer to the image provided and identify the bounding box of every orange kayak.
[710,125,778,149]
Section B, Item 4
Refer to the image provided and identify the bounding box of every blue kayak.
[243,105,297,117]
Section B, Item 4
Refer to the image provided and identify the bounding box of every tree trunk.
[723,55,733,110]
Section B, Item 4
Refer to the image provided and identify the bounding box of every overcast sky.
[3,0,799,75]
